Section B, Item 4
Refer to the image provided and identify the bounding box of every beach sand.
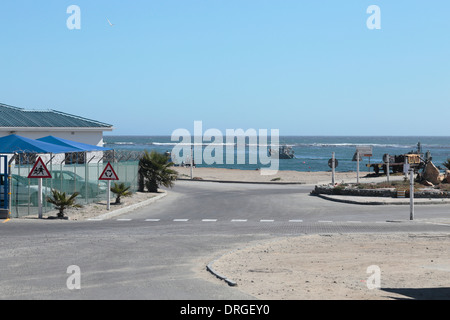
[174,167,391,185]
[21,191,160,221]
[208,233,450,300]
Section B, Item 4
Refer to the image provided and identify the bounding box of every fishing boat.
[269,145,295,159]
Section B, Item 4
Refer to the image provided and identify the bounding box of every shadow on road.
[382,287,450,300]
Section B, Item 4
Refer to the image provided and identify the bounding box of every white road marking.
[117,219,132,221]
[318,220,333,223]
[173,219,189,222]
[202,219,217,222]
[289,219,303,222]
[231,219,247,222]
[145,219,160,222]
[260,219,274,222]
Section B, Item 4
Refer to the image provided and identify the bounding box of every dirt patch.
[210,233,450,300]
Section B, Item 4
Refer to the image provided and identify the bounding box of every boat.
[269,145,295,159]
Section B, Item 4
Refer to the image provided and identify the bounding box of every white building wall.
[0,128,111,167]
[0,129,106,147]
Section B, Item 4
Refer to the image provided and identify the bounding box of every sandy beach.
[174,167,395,185]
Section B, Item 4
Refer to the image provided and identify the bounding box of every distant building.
[0,102,113,165]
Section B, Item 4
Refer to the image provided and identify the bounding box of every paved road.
[1,181,449,300]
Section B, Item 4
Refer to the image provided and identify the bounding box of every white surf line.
[260,219,274,222]
[145,219,160,222]
[231,219,247,222]
[202,219,217,222]
[173,219,189,222]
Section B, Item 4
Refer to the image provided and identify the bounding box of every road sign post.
[386,154,390,183]
[357,151,360,184]
[328,153,338,185]
[99,162,119,210]
[28,157,52,219]
[409,168,414,221]
[332,152,335,185]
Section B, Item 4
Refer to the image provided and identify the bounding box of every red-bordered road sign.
[99,162,119,181]
[28,157,52,179]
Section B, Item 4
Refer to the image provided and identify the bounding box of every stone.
[422,161,441,185]
[422,180,434,187]
[445,170,450,183]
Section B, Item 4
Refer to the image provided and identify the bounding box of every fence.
[9,160,139,218]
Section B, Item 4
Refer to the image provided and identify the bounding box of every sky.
[0,1,449,136]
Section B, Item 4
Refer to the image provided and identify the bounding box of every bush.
[138,150,178,192]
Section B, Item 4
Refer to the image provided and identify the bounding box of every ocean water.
[103,136,450,173]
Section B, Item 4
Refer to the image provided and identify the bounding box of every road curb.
[315,193,450,206]
[94,191,168,220]
[177,178,304,185]
[206,252,238,287]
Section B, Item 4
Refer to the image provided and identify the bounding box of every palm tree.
[110,182,132,204]
[46,189,82,219]
[138,150,178,192]
[443,158,450,171]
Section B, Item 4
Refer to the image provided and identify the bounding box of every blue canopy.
[0,134,80,154]
[37,136,111,151]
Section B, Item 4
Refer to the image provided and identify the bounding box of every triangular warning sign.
[28,157,52,179]
[99,162,119,181]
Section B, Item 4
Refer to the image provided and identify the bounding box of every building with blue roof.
[0,102,113,147]
[0,102,114,165]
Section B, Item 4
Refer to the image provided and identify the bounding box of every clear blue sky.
[0,1,449,136]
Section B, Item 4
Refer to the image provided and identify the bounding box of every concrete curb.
[206,251,239,287]
[315,193,450,206]
[177,178,304,185]
[94,191,168,220]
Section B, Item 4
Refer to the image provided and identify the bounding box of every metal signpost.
[386,153,390,183]
[328,153,338,185]
[409,168,414,221]
[354,146,373,184]
[28,157,52,219]
[356,151,360,184]
[99,162,119,210]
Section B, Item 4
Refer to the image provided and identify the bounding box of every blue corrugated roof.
[0,134,81,154]
[37,136,111,151]
[0,103,113,128]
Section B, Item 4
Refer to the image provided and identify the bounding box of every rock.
[422,180,434,187]
[422,161,440,185]
[445,170,450,183]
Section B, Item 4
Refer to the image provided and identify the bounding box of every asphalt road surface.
[1,181,449,300]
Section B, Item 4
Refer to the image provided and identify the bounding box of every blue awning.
[0,134,80,154]
[37,136,111,152]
